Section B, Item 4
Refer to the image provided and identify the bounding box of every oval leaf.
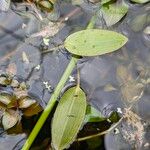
[2,110,19,130]
[0,94,11,105]
[19,97,36,109]
[52,86,87,150]
[23,103,43,116]
[64,29,128,56]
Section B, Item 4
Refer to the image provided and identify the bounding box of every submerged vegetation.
[0,0,150,150]
[0,74,42,131]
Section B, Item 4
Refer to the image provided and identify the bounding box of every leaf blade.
[64,29,128,56]
[2,110,19,130]
[52,87,87,150]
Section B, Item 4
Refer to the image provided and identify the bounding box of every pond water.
[0,0,150,150]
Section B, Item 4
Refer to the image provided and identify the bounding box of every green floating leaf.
[2,110,20,130]
[101,1,129,26]
[130,0,150,3]
[64,29,128,56]
[52,86,87,150]
[84,105,105,123]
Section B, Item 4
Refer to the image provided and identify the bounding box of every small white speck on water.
[65,17,69,21]
[114,128,120,134]
[43,38,50,46]
[43,81,52,91]
[69,76,75,82]
[35,65,41,71]
[22,23,27,29]
[117,107,122,114]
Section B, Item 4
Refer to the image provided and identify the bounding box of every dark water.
[0,0,150,150]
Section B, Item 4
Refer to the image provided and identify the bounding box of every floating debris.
[31,22,65,38]
[121,108,146,149]
[22,52,30,64]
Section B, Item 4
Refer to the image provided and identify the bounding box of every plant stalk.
[22,56,78,150]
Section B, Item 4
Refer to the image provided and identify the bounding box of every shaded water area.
[0,0,150,150]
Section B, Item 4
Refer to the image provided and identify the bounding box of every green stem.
[22,56,78,150]
[76,117,123,142]
[22,15,96,150]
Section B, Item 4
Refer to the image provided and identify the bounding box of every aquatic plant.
[22,16,128,149]
[0,74,43,131]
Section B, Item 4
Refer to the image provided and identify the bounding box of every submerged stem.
[76,117,123,142]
